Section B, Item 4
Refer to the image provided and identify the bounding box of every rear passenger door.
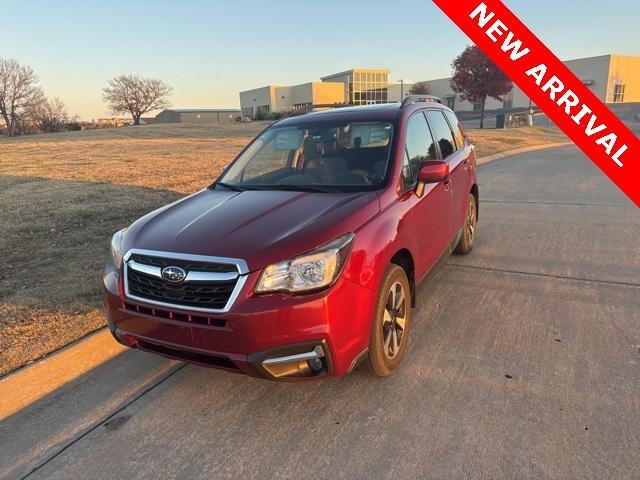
[402,112,451,277]
[425,110,471,238]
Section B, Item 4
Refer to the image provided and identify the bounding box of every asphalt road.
[2,146,639,480]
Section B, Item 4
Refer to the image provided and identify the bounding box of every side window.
[426,110,457,159]
[403,112,436,188]
[444,110,465,150]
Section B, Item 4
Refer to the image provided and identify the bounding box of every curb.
[0,328,124,420]
[477,141,574,165]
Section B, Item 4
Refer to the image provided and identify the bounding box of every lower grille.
[137,340,238,370]
[123,303,226,327]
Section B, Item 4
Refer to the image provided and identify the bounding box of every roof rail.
[400,95,442,108]
[282,103,356,119]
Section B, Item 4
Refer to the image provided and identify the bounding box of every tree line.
[0,59,77,136]
[0,58,173,137]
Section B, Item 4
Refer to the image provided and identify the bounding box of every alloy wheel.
[467,198,476,242]
[382,281,407,359]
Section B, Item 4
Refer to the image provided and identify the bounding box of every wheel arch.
[470,183,479,220]
[389,249,416,308]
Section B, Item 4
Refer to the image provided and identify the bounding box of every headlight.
[255,233,355,294]
[110,228,127,269]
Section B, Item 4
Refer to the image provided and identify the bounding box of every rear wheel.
[454,194,477,255]
[368,265,411,377]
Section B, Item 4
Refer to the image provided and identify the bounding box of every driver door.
[403,111,451,277]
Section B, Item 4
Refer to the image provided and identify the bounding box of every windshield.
[216,121,394,192]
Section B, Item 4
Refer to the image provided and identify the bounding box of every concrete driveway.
[2,146,639,480]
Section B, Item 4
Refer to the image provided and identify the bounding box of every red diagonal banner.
[433,0,640,207]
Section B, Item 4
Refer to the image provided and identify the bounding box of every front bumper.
[103,262,374,380]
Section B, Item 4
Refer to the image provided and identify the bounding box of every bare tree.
[33,97,72,133]
[102,74,172,125]
[0,58,45,137]
[409,81,432,95]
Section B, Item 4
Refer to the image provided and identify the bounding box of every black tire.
[368,264,412,377]
[454,194,477,255]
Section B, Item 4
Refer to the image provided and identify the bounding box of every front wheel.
[367,264,411,377]
[454,194,477,255]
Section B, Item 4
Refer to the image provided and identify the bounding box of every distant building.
[155,108,241,124]
[239,68,412,119]
[387,82,416,103]
[320,69,391,105]
[425,54,640,112]
[95,118,134,127]
[240,82,346,119]
[240,55,640,118]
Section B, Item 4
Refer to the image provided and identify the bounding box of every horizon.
[5,0,640,120]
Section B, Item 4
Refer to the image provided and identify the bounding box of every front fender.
[342,198,418,301]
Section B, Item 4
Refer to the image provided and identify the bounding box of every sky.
[4,0,640,120]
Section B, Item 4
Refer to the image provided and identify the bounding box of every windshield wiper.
[269,184,332,193]
[216,182,245,192]
[217,182,332,193]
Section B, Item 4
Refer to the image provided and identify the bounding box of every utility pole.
[400,79,404,99]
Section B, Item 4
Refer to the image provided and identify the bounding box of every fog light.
[262,360,312,378]
[261,345,326,379]
[307,357,323,373]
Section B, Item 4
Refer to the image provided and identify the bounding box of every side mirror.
[416,161,449,197]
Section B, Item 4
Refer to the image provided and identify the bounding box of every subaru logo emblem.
[161,266,187,283]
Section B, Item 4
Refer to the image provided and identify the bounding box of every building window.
[613,84,625,103]
[350,71,389,106]
[473,99,483,112]
[292,102,311,110]
[445,96,456,110]
[503,92,514,109]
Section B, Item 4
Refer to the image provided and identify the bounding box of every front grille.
[129,253,237,273]
[124,252,242,311]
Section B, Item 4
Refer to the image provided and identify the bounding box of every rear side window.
[403,112,436,187]
[444,110,465,149]
[426,110,456,159]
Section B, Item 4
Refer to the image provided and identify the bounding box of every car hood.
[123,188,380,272]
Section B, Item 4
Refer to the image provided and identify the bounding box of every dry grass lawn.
[0,122,566,376]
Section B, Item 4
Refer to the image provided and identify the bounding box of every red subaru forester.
[103,96,478,380]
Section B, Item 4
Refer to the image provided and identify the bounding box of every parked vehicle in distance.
[103,96,479,380]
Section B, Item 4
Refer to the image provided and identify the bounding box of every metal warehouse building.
[155,108,242,124]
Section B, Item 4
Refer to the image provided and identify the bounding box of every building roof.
[162,108,241,113]
[321,68,391,80]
